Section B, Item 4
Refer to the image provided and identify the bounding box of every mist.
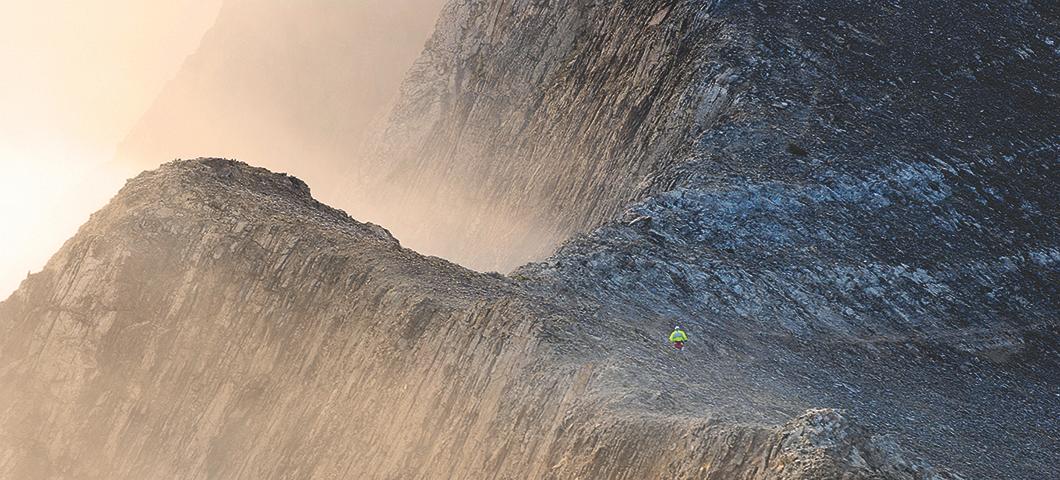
[0,0,447,298]
[0,1,223,297]
[115,0,448,205]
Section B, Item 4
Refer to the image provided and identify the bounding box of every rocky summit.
[2,0,1059,479]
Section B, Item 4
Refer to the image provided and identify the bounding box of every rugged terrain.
[2,0,1058,479]
[348,2,1060,474]
[356,0,1059,274]
[1,159,969,479]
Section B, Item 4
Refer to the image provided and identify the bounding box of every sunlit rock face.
[114,0,447,202]
[0,160,959,479]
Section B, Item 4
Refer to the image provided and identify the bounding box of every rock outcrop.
[0,160,962,479]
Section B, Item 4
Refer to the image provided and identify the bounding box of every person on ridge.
[669,326,688,351]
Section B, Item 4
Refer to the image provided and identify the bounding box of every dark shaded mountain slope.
[354,0,1059,274]
[0,160,961,479]
[338,0,1059,477]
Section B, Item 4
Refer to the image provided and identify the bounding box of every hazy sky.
[0,1,223,297]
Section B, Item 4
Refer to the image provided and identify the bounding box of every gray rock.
[0,160,967,479]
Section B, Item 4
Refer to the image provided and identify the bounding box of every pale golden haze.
[115,0,448,207]
[0,0,446,298]
[0,1,223,297]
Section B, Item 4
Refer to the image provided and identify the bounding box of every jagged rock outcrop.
[0,159,961,479]
[114,0,447,202]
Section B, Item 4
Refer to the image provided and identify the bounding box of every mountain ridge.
[3,0,1058,478]
[0,158,968,479]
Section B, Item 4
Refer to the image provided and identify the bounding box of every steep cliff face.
[352,0,730,270]
[0,160,957,479]
[335,0,1058,477]
[353,0,1059,273]
[114,0,447,202]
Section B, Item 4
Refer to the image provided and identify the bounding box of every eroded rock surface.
[1,159,964,479]
[355,0,1059,276]
[340,1,1056,478]
[2,0,1058,479]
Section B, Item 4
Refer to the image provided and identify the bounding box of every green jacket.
[669,329,688,342]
